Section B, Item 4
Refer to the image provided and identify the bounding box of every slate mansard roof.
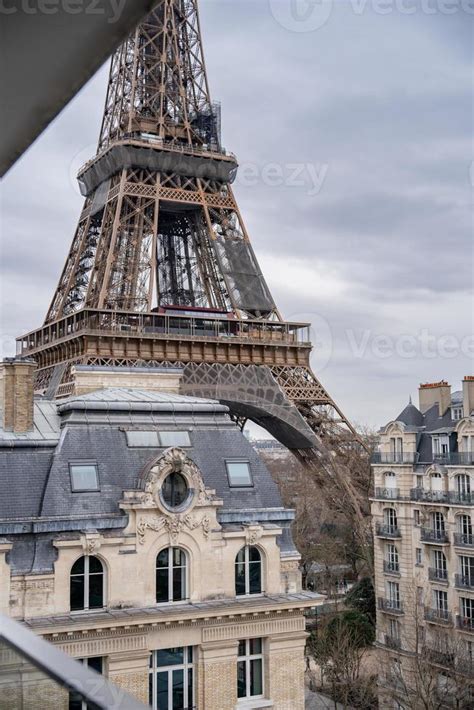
[0,388,295,574]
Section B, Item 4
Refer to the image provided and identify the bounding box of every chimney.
[418,380,451,417]
[0,358,37,432]
[463,376,474,418]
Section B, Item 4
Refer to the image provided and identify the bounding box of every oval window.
[162,471,189,509]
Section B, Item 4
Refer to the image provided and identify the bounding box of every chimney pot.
[418,380,451,417]
[0,358,37,433]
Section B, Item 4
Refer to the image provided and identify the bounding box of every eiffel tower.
[17,0,358,455]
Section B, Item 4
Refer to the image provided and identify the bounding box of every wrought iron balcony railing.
[384,634,401,650]
[410,488,450,503]
[378,597,403,614]
[371,452,418,464]
[428,567,448,582]
[449,491,474,505]
[383,560,400,575]
[375,487,401,500]
[426,648,455,668]
[434,453,474,466]
[424,607,452,625]
[376,523,401,539]
[453,532,474,547]
[455,573,474,590]
[420,528,449,544]
[456,615,474,632]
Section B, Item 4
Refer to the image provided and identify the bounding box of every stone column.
[267,631,307,710]
[107,649,150,705]
[198,640,239,710]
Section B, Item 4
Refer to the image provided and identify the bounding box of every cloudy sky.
[1,0,472,429]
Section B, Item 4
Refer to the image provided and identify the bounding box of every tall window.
[387,581,400,609]
[431,511,445,533]
[237,639,264,701]
[383,508,398,531]
[456,474,471,500]
[433,550,447,578]
[460,556,474,584]
[389,618,400,640]
[430,472,443,493]
[434,589,448,616]
[69,657,103,710]
[235,546,262,596]
[460,597,474,621]
[386,544,399,572]
[149,647,193,710]
[70,556,104,611]
[156,548,187,603]
[458,514,473,541]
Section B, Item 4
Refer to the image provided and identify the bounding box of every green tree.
[345,577,376,624]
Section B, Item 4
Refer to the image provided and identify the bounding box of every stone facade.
[372,378,474,708]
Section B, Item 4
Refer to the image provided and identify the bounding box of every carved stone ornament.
[142,447,212,511]
[137,513,211,545]
[246,526,263,545]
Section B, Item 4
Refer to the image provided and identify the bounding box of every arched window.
[456,514,473,545]
[156,547,187,603]
[430,472,443,492]
[70,556,104,611]
[235,546,262,596]
[384,471,396,488]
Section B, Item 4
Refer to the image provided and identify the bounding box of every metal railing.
[375,487,401,500]
[426,648,455,667]
[428,567,448,582]
[375,523,401,539]
[378,597,403,614]
[384,634,401,650]
[455,573,474,590]
[411,488,474,505]
[424,607,452,625]
[420,528,449,544]
[371,452,418,464]
[456,615,474,632]
[383,560,400,575]
[433,453,474,466]
[453,533,474,547]
[17,308,312,355]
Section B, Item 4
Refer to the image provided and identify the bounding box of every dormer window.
[432,436,449,457]
[69,463,99,492]
[226,460,253,487]
[452,407,463,421]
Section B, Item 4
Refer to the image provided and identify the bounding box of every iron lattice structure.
[18,0,358,453]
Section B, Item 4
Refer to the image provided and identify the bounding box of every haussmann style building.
[0,360,322,710]
[372,377,474,708]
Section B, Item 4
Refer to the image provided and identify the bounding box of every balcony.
[372,452,418,464]
[456,615,474,633]
[384,634,401,650]
[383,560,400,575]
[376,523,401,539]
[428,567,448,583]
[455,573,474,590]
[424,607,452,625]
[420,528,449,544]
[410,488,450,504]
[378,597,403,615]
[375,487,401,500]
[453,533,474,548]
[426,648,455,668]
[448,491,474,505]
[434,453,474,466]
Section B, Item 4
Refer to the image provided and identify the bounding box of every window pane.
[68,689,82,710]
[156,568,169,603]
[148,671,153,706]
[156,671,168,710]
[160,431,191,447]
[237,660,247,698]
[238,640,246,657]
[88,572,103,609]
[162,472,188,508]
[173,548,186,567]
[235,562,246,596]
[87,656,103,674]
[250,639,262,655]
[248,546,261,563]
[250,658,263,696]
[249,561,262,594]
[172,669,184,710]
[157,549,169,568]
[126,430,159,447]
[88,556,103,574]
[226,461,253,487]
[187,668,193,709]
[236,548,246,565]
[156,648,184,667]
[173,565,186,602]
[70,464,99,491]
[70,575,84,611]
[71,557,85,575]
